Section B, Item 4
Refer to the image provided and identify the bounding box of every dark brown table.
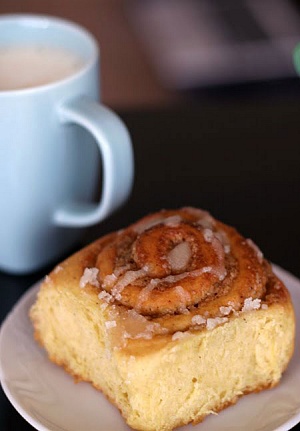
[1,94,300,429]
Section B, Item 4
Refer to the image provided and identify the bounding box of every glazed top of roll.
[49,207,291,347]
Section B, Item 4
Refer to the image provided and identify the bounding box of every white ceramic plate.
[0,265,300,431]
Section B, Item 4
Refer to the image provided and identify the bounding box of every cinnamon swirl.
[30,207,295,431]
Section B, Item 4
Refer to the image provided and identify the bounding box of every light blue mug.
[0,14,134,274]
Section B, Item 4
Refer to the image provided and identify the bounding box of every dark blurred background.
[1,0,300,109]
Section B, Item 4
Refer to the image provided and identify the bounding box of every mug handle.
[53,96,134,227]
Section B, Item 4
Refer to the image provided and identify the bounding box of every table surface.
[1,93,300,430]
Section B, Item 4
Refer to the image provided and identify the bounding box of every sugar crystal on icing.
[172,331,190,341]
[114,265,131,277]
[215,230,230,252]
[206,317,228,330]
[102,273,117,288]
[191,315,206,325]
[219,305,233,316]
[274,282,281,290]
[105,320,117,329]
[44,275,52,284]
[203,228,214,243]
[79,267,99,288]
[224,245,231,254]
[133,332,153,340]
[178,306,190,315]
[54,265,63,273]
[98,290,113,303]
[242,297,261,312]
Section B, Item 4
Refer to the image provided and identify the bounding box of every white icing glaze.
[167,241,192,272]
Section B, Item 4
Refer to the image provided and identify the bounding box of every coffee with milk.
[0,45,83,90]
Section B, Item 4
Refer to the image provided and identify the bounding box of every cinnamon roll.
[30,207,295,431]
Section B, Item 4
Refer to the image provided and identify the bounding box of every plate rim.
[0,282,50,431]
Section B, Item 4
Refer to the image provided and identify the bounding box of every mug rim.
[0,13,99,96]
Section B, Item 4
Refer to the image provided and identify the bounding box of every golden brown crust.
[39,207,294,351]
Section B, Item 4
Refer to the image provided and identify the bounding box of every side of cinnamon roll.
[30,207,295,431]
